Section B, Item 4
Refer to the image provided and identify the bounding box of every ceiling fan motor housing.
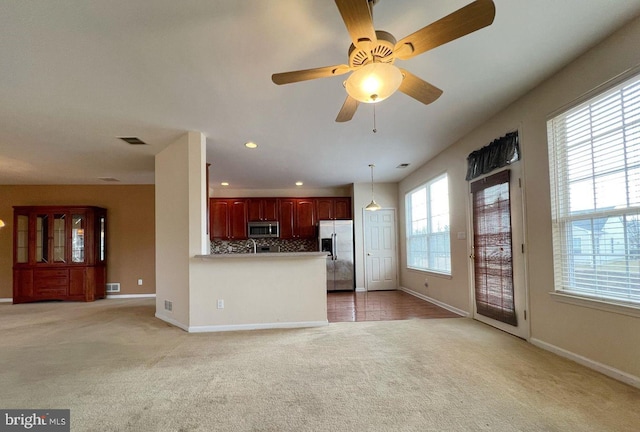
[348,30,397,68]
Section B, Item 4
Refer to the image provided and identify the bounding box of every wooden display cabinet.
[12,206,107,304]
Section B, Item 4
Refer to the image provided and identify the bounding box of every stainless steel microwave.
[248,221,279,238]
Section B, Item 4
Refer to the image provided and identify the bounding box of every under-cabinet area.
[12,206,107,304]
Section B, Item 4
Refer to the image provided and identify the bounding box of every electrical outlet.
[164,300,173,311]
[217,299,224,309]
[137,279,143,286]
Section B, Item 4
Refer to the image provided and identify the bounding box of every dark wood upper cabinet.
[210,196,351,241]
[315,197,352,220]
[315,198,334,220]
[247,199,278,222]
[278,199,295,239]
[229,200,248,240]
[210,199,248,240]
[210,199,230,240]
[333,197,351,219]
[295,199,316,239]
[278,198,316,239]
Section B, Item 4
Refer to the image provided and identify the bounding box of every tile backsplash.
[210,238,317,254]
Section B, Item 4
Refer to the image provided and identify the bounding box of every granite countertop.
[194,252,329,259]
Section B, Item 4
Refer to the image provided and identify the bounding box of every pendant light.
[365,164,382,211]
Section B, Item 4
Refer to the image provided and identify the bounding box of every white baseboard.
[399,286,469,317]
[530,338,640,390]
[187,320,329,333]
[106,294,156,299]
[0,298,12,303]
[155,313,189,332]
[355,287,366,292]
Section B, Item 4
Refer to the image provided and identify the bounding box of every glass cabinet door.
[36,215,49,263]
[72,214,86,263]
[98,215,106,262]
[16,215,29,263]
[53,214,66,263]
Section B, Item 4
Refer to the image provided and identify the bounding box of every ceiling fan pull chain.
[373,104,377,133]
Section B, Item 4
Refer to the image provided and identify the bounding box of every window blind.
[471,170,517,326]
[547,74,640,305]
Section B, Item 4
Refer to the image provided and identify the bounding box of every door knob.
[367,253,372,256]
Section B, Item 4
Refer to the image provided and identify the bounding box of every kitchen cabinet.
[210,196,351,240]
[247,199,278,222]
[209,199,248,240]
[315,197,352,220]
[279,199,316,239]
[12,206,107,304]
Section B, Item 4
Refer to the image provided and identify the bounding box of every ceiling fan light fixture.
[345,63,403,103]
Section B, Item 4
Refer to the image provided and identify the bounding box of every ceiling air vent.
[396,163,410,169]
[118,136,147,145]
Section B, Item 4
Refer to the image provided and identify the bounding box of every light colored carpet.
[1,299,638,432]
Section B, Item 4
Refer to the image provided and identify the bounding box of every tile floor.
[327,290,462,322]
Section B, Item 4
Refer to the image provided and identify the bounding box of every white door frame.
[363,208,399,292]
[467,164,531,340]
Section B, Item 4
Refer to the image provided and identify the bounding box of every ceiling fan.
[272,0,495,122]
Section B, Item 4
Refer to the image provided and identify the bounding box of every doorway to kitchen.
[364,209,398,291]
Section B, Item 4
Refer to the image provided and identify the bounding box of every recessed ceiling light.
[295,181,303,186]
[245,142,258,149]
[221,182,229,186]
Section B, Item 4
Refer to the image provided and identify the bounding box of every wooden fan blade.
[394,0,495,60]
[335,0,377,47]
[336,95,359,122]
[272,65,351,85]
[398,69,443,105]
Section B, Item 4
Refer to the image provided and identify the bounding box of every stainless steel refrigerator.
[318,220,355,291]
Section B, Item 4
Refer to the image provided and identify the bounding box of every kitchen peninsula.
[187,251,328,332]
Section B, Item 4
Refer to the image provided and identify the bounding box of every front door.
[365,209,398,291]
[470,167,529,339]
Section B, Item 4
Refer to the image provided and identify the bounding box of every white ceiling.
[1,0,640,189]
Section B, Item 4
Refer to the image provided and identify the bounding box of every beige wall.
[189,254,327,330]
[399,15,640,379]
[0,185,155,298]
[155,132,207,328]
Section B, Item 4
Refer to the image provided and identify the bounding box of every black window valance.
[465,131,520,181]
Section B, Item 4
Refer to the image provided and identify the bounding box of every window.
[406,174,451,274]
[547,74,640,307]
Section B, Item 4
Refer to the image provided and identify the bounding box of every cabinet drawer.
[34,277,68,289]
[34,286,68,297]
[34,269,69,279]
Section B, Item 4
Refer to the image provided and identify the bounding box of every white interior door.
[469,165,529,339]
[364,209,398,291]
